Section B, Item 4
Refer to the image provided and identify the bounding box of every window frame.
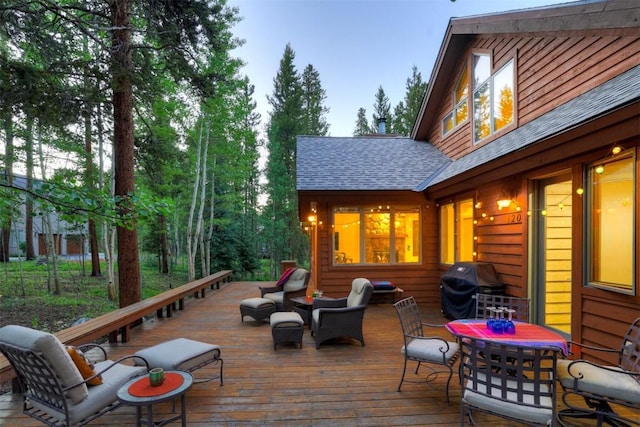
[441,62,469,136]
[585,151,637,295]
[332,205,421,266]
[440,198,475,265]
[471,52,516,144]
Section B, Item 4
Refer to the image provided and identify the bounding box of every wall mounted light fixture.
[497,192,515,210]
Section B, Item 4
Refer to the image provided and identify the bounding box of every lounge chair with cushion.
[0,324,149,427]
[260,268,310,311]
[311,278,373,349]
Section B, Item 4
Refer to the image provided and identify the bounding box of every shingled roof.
[296,136,451,191]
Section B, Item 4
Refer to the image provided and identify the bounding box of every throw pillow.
[65,346,103,386]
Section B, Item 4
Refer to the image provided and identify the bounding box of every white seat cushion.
[0,325,88,403]
[241,297,277,308]
[31,360,146,425]
[463,373,553,425]
[557,359,640,404]
[263,292,284,305]
[403,338,460,363]
[134,338,221,372]
[271,312,304,328]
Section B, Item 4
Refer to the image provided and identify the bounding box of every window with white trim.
[472,53,514,143]
[442,63,469,135]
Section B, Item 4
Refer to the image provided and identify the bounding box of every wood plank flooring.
[0,281,633,426]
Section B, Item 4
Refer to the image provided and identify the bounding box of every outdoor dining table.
[445,318,569,356]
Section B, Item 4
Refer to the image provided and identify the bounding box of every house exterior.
[5,175,88,258]
[297,0,640,353]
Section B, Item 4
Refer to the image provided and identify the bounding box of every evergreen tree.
[264,44,304,276]
[300,64,329,136]
[370,86,392,133]
[394,65,428,136]
[353,107,371,136]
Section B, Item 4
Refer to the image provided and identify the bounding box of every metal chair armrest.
[567,340,619,356]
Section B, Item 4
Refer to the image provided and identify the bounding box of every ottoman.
[270,311,304,350]
[134,338,223,385]
[240,297,276,323]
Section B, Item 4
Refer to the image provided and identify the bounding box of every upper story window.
[333,206,421,265]
[472,53,514,143]
[442,64,469,135]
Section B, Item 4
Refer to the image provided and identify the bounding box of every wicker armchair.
[460,336,560,426]
[557,317,640,426]
[0,325,149,427]
[311,278,373,349]
[260,268,310,311]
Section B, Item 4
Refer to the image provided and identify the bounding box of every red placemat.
[129,372,184,397]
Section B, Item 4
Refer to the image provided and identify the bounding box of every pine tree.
[394,65,428,136]
[370,86,392,133]
[300,64,329,136]
[265,44,304,275]
[353,107,371,136]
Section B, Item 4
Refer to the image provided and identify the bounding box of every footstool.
[240,297,276,323]
[270,311,304,350]
[134,338,223,385]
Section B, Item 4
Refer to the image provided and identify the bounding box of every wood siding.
[299,190,443,307]
[429,33,640,159]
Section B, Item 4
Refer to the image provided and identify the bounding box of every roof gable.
[412,0,640,140]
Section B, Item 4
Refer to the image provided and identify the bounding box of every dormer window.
[472,53,514,143]
[442,64,469,135]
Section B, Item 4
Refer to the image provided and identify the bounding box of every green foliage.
[355,65,428,136]
[0,256,190,332]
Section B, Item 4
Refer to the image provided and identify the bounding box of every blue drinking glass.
[492,308,504,334]
[505,308,516,334]
[486,306,496,330]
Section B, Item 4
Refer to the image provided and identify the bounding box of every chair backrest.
[0,325,88,410]
[282,268,310,292]
[393,296,423,342]
[619,318,640,381]
[460,336,559,425]
[474,293,530,322]
[346,278,373,307]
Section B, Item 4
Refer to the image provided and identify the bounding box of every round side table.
[117,370,193,427]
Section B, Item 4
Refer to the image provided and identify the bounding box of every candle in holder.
[149,367,165,386]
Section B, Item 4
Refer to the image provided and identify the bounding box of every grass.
[0,254,191,332]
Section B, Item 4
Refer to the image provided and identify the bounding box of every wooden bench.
[0,270,233,386]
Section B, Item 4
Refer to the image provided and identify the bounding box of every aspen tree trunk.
[37,126,60,294]
[196,123,210,278]
[187,122,204,281]
[97,103,117,301]
[204,160,216,276]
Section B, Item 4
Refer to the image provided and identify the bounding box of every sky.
[227,0,573,138]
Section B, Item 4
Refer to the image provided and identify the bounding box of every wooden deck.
[0,281,631,426]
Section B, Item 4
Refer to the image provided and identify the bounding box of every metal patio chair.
[0,325,149,427]
[460,336,560,426]
[393,296,460,404]
[557,317,640,426]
